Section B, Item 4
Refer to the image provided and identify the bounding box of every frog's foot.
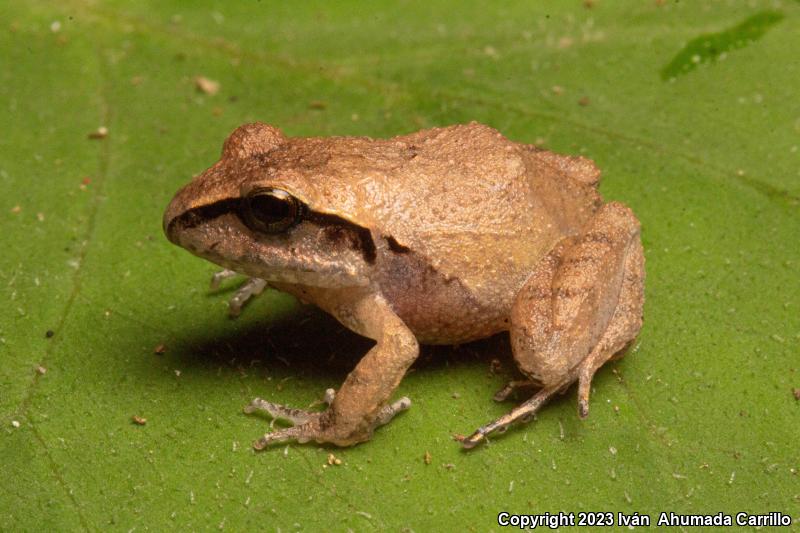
[493,380,539,402]
[210,270,268,317]
[246,391,411,449]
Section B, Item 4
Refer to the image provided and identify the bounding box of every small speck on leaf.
[11,420,20,428]
[195,76,220,95]
[10,205,21,214]
[423,451,432,465]
[132,415,147,426]
[154,344,166,355]
[792,388,800,400]
[88,126,108,139]
[578,96,590,106]
[45,330,54,338]
[36,365,46,375]
[327,453,342,466]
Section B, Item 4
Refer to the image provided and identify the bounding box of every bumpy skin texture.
[163,122,645,448]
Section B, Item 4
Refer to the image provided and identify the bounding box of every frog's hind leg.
[461,202,644,449]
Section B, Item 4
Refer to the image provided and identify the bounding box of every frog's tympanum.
[163,122,645,449]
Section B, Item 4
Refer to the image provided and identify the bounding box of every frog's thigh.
[510,201,643,389]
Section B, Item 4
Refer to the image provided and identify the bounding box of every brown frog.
[163,122,645,449]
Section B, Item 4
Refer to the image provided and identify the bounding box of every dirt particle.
[11,420,20,428]
[451,392,460,399]
[326,453,342,466]
[195,76,220,95]
[423,451,432,465]
[45,330,54,338]
[792,388,800,400]
[578,96,590,106]
[308,101,327,110]
[551,85,564,95]
[443,463,455,470]
[36,365,46,375]
[88,126,108,139]
[50,20,61,33]
[10,205,21,214]
[132,415,147,425]
[36,212,45,222]
[154,344,167,355]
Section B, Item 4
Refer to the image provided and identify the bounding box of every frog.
[162,121,645,449]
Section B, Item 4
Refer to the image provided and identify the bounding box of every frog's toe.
[253,423,320,449]
[209,268,239,289]
[461,385,560,449]
[244,397,319,426]
[226,277,267,317]
[375,396,412,426]
[492,380,539,402]
[208,270,267,317]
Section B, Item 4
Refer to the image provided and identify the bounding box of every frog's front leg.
[462,202,644,448]
[247,293,417,448]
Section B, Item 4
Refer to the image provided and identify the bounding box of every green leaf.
[2,1,798,530]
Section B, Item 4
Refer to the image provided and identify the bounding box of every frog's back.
[269,123,604,343]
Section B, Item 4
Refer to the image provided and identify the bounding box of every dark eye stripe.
[168,197,377,265]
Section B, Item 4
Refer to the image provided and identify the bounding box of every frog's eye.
[242,187,303,234]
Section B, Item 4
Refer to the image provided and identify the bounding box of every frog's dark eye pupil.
[243,188,302,234]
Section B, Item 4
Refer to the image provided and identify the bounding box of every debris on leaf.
[45,330,54,338]
[88,126,108,139]
[11,420,20,428]
[195,76,220,95]
[452,433,466,443]
[443,463,455,470]
[154,343,166,355]
[132,415,147,425]
[308,101,326,110]
[578,96,590,106]
[326,453,342,466]
[793,388,800,400]
[424,451,432,465]
[10,205,21,214]
[36,365,46,375]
